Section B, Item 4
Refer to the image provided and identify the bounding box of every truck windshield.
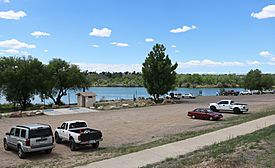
[69,122,87,129]
[29,128,52,138]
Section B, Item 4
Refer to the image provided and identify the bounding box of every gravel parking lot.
[0,94,275,167]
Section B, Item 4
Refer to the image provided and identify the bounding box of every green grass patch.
[143,124,275,168]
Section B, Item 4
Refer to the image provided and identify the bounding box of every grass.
[143,123,275,168]
[14,108,275,168]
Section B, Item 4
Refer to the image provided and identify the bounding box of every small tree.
[142,44,178,102]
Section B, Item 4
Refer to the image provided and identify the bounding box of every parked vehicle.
[240,90,252,95]
[55,120,103,151]
[3,124,54,159]
[209,100,249,114]
[251,90,261,95]
[182,93,196,99]
[221,90,239,96]
[261,90,274,94]
[187,108,223,121]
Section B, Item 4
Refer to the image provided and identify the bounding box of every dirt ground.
[0,94,275,168]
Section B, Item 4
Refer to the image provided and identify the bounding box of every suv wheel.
[55,132,62,144]
[45,149,52,154]
[3,139,10,151]
[92,142,99,149]
[70,138,77,151]
[18,145,26,159]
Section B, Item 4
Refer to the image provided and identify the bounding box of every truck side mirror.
[57,127,61,129]
[5,132,10,136]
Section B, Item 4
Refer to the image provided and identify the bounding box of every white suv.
[3,124,54,158]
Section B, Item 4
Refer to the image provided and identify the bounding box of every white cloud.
[246,60,261,66]
[259,51,273,57]
[178,59,245,68]
[44,49,48,52]
[145,38,154,42]
[0,49,19,54]
[170,25,197,33]
[92,44,99,48]
[111,42,129,47]
[31,31,50,38]
[75,63,142,72]
[89,28,112,37]
[251,5,275,19]
[0,39,36,49]
[0,10,26,20]
[0,0,10,3]
[171,45,177,48]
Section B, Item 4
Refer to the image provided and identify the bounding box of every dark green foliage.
[243,69,273,90]
[43,58,89,105]
[0,57,46,110]
[142,44,178,102]
[244,69,262,90]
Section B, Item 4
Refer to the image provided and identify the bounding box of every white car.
[182,93,196,99]
[240,90,251,95]
[209,100,249,114]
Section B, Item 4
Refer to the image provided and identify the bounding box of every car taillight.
[26,139,30,146]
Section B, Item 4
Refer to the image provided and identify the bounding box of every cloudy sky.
[0,0,275,74]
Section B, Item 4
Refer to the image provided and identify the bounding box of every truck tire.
[3,139,10,151]
[233,108,241,114]
[92,142,99,149]
[210,106,218,112]
[18,145,26,159]
[70,138,77,151]
[55,132,62,144]
[45,149,52,154]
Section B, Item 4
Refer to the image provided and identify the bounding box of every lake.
[0,87,245,105]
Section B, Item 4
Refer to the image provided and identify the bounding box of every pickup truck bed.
[69,128,102,141]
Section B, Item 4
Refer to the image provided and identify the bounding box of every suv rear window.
[29,127,52,138]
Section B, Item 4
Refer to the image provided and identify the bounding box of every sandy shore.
[0,94,275,167]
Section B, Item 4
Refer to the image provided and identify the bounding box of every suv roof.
[16,123,51,130]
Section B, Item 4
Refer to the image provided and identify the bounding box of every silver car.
[3,124,54,158]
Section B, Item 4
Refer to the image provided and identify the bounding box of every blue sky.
[0,0,275,74]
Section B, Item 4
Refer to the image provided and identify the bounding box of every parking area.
[0,94,275,167]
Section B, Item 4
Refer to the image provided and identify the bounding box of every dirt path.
[0,94,275,167]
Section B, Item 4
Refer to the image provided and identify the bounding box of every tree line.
[0,44,274,107]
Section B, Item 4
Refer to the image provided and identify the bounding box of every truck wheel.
[55,132,62,144]
[45,149,52,154]
[70,138,77,151]
[18,145,26,159]
[233,108,241,114]
[4,139,10,151]
[92,142,99,149]
[210,106,218,112]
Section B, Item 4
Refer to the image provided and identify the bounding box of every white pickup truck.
[209,100,249,114]
[55,120,103,151]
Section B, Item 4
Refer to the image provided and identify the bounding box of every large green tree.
[0,56,46,110]
[43,58,89,105]
[261,74,274,90]
[243,69,262,90]
[142,44,178,102]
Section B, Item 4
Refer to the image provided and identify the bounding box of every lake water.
[0,87,245,105]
